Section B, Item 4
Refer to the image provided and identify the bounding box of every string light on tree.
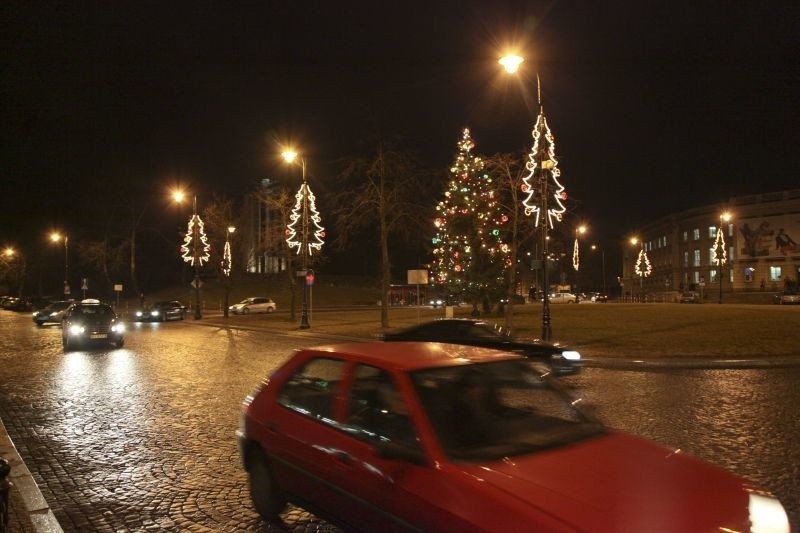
[431,128,510,299]
[222,237,232,276]
[285,184,325,256]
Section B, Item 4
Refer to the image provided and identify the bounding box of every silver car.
[229,297,277,315]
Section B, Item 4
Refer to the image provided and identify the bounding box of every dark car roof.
[383,319,565,352]
[304,341,521,371]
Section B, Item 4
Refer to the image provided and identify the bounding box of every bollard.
[0,457,11,533]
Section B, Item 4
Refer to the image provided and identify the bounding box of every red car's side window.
[277,357,345,423]
[345,365,420,449]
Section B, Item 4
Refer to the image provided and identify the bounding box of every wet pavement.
[1,310,798,531]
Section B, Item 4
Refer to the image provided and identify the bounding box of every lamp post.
[715,211,732,304]
[222,226,235,318]
[630,237,652,301]
[501,53,568,341]
[573,225,587,295]
[591,244,606,295]
[50,232,70,296]
[179,195,210,320]
[282,149,311,329]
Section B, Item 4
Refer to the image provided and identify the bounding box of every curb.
[0,419,62,533]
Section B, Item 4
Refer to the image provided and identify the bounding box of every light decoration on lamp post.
[180,195,210,319]
[504,53,569,341]
[632,237,652,299]
[714,211,731,304]
[283,149,325,329]
[222,226,235,317]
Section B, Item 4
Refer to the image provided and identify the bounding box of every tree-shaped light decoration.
[286,183,325,256]
[712,226,727,267]
[221,239,232,276]
[635,248,652,277]
[573,238,580,271]
[431,128,510,294]
[180,214,211,266]
[521,113,567,228]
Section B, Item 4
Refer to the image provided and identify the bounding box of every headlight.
[150,310,160,317]
[68,324,85,336]
[748,492,790,532]
[112,323,126,333]
[561,350,581,361]
[135,311,143,317]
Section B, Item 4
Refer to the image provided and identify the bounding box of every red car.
[237,342,790,532]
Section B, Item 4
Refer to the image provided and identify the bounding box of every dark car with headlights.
[32,300,74,325]
[135,300,187,322]
[381,318,581,375]
[237,342,791,532]
[62,299,125,351]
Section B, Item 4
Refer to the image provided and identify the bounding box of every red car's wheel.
[248,447,286,522]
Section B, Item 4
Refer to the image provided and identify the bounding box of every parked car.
[62,299,125,351]
[589,292,608,302]
[229,297,276,314]
[135,300,187,322]
[382,318,580,375]
[680,291,702,303]
[549,292,577,304]
[237,342,790,532]
[775,291,800,305]
[1,296,33,311]
[32,300,74,325]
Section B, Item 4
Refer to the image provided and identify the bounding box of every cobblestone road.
[0,312,340,532]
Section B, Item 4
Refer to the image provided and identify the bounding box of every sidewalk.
[0,419,62,533]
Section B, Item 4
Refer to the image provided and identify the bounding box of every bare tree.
[485,152,540,329]
[332,138,431,328]
[78,239,126,297]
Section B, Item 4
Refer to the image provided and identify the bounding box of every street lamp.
[715,211,732,304]
[179,195,210,320]
[282,149,311,329]
[573,225,587,294]
[590,244,607,295]
[630,237,652,301]
[222,226,235,318]
[50,232,70,296]
[500,53,568,341]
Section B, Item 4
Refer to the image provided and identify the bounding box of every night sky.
[2,1,799,277]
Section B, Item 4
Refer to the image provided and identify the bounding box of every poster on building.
[738,214,800,258]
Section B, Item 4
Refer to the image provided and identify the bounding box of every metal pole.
[193,195,202,320]
[299,158,310,329]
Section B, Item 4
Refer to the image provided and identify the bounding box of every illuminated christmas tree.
[285,183,325,256]
[180,214,211,266]
[432,128,510,302]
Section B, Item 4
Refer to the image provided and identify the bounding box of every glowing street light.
[179,194,210,319]
[282,148,311,329]
[501,52,568,341]
[50,231,70,296]
[222,226,235,318]
[715,211,732,304]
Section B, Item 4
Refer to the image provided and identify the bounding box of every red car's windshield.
[411,360,603,461]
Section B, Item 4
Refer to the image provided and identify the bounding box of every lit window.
[708,226,717,239]
[769,266,782,282]
[683,251,689,268]
[693,249,701,267]
[693,229,700,241]
[744,267,754,283]
[693,271,700,284]
[683,231,688,242]
[710,269,718,282]
[727,223,735,237]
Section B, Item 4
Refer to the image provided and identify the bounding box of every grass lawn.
[133,274,800,360]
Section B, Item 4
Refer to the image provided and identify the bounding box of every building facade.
[621,189,800,299]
